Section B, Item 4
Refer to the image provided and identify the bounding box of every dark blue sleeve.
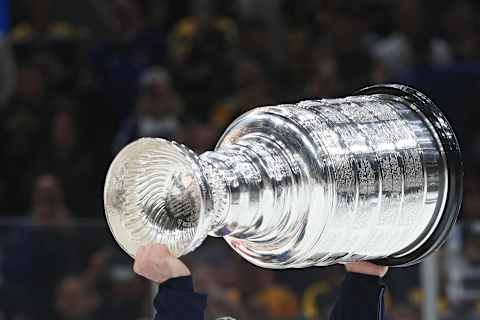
[330,273,386,320]
[154,276,207,320]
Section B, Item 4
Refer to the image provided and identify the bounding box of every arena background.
[0,0,479,319]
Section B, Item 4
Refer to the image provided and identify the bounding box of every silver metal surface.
[104,84,461,268]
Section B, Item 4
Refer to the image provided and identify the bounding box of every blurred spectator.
[306,45,345,98]
[10,0,84,93]
[210,59,274,129]
[281,28,313,100]
[10,0,83,46]
[0,35,15,108]
[97,258,150,320]
[385,265,420,305]
[388,304,419,320]
[463,175,480,219]
[0,58,51,213]
[54,276,100,320]
[168,13,237,114]
[442,1,480,63]
[237,19,277,74]
[307,3,377,96]
[193,262,251,319]
[35,103,96,217]
[250,269,300,319]
[0,174,76,319]
[113,67,182,152]
[56,246,151,320]
[92,0,166,118]
[31,174,71,226]
[371,0,452,78]
[177,119,218,153]
[301,281,336,319]
[183,241,253,319]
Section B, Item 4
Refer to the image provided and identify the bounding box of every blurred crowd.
[0,0,479,319]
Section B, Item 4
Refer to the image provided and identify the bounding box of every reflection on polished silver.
[104,84,463,268]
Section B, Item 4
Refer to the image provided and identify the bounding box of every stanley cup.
[104,84,463,268]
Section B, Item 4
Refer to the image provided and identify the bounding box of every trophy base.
[358,84,463,267]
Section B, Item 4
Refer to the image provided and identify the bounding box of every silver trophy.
[104,84,462,268]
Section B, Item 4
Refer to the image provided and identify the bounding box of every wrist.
[167,259,191,279]
[344,262,388,278]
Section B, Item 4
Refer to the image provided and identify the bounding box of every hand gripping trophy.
[104,84,463,268]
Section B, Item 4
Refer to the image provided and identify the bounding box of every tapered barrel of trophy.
[104,84,463,268]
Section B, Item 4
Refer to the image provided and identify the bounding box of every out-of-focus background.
[0,0,479,319]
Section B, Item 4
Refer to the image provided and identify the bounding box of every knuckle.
[133,262,141,274]
[157,243,168,251]
[134,259,147,274]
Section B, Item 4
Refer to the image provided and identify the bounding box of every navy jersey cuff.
[154,276,207,320]
[160,275,195,291]
[344,272,386,293]
[330,272,386,320]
